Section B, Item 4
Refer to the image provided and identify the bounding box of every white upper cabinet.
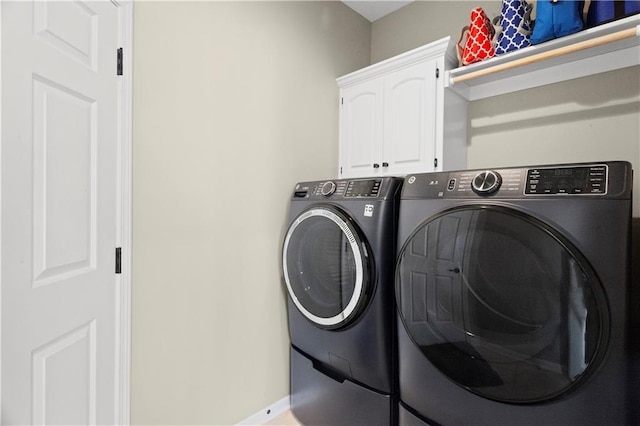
[337,37,467,179]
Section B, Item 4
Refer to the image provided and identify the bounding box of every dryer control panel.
[402,161,632,200]
[524,165,606,195]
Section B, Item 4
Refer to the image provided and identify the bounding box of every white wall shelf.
[446,14,640,101]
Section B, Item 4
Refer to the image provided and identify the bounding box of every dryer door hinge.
[434,158,438,168]
[117,48,123,76]
[436,67,440,78]
[115,247,122,274]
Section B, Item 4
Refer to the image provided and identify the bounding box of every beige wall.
[372,1,640,216]
[131,2,369,424]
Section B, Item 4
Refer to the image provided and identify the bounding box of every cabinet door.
[383,59,438,175]
[339,79,384,178]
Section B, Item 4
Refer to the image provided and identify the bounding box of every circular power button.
[321,181,337,196]
[471,171,502,195]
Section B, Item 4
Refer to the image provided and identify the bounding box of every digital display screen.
[526,166,605,195]
[544,167,589,186]
[554,168,575,177]
[345,179,381,197]
[351,180,375,194]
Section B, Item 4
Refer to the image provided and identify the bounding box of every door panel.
[339,79,383,178]
[33,1,98,70]
[383,59,437,175]
[32,75,97,287]
[32,321,97,425]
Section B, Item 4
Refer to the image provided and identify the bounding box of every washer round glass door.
[395,206,609,404]
[283,206,372,329]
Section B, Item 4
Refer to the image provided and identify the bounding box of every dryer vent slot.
[312,358,348,384]
[294,191,308,198]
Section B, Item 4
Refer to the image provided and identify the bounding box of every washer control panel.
[402,162,621,199]
[292,178,386,199]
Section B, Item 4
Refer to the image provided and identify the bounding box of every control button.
[471,171,502,195]
[447,178,457,191]
[321,181,337,196]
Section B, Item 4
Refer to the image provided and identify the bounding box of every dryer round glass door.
[395,206,609,404]
[283,206,372,329]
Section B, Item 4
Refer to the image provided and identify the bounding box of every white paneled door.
[1,1,131,424]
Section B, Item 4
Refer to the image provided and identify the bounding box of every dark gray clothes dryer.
[282,177,402,426]
[394,161,637,425]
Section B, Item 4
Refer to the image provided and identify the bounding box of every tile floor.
[264,409,300,425]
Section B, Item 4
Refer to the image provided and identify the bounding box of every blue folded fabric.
[531,0,584,45]
[587,0,640,27]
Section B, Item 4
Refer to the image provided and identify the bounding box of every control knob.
[321,181,337,196]
[471,171,502,195]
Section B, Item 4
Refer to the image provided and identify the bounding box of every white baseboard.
[237,395,291,425]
